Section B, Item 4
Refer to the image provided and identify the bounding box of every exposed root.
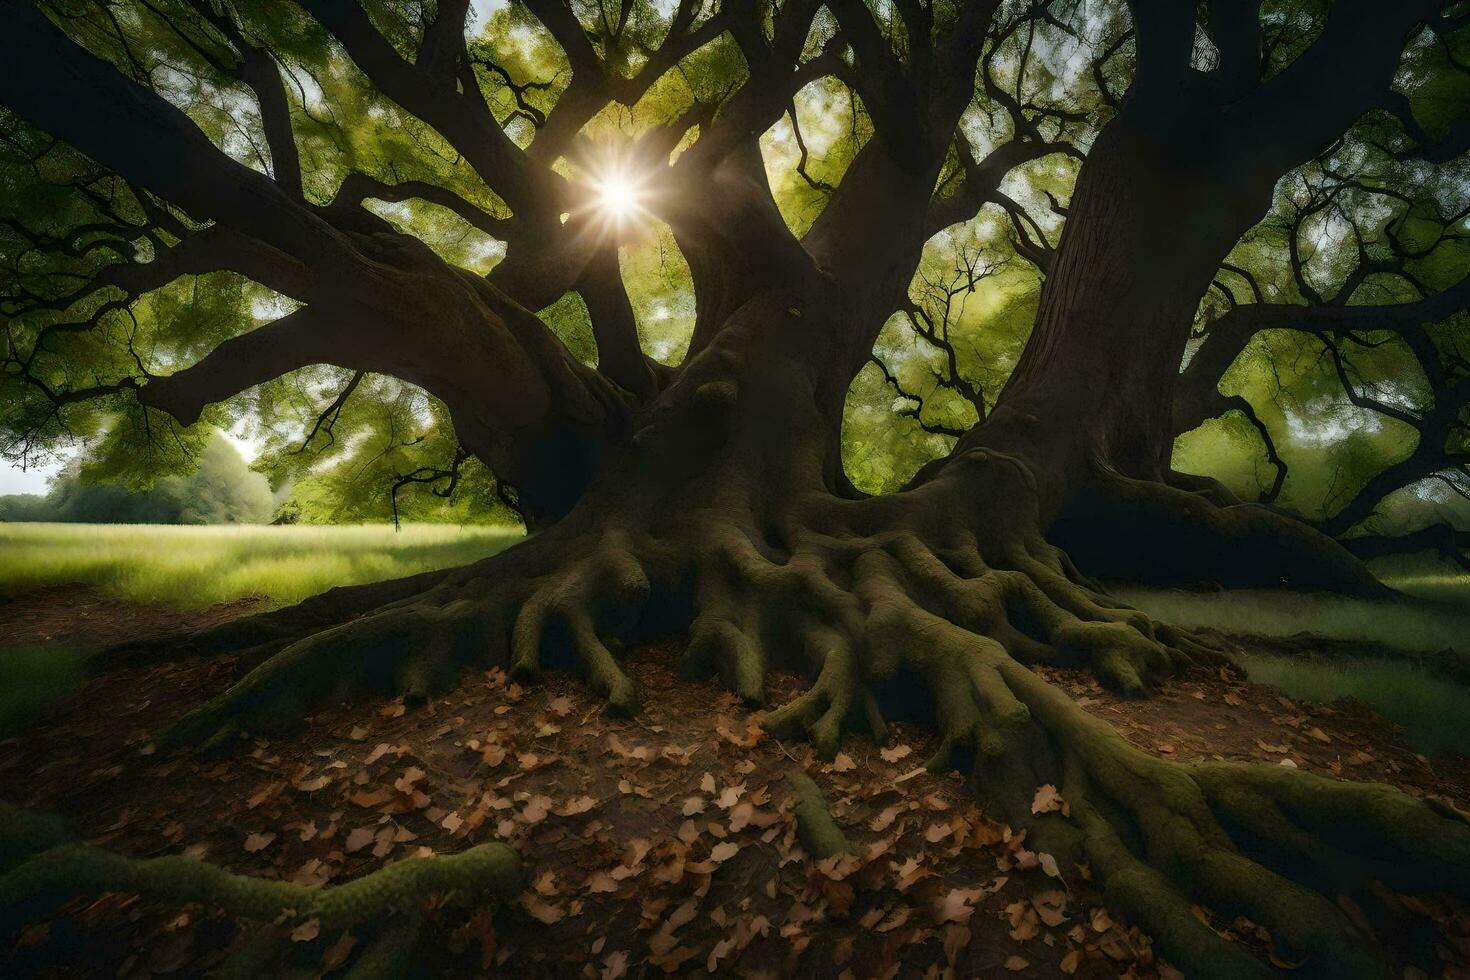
[121,449,1468,976]
[0,804,519,977]
[1052,465,1394,596]
[978,658,1470,979]
[787,771,852,858]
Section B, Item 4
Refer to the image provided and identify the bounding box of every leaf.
[349,787,393,808]
[700,772,717,794]
[295,774,331,793]
[246,781,286,810]
[322,933,357,969]
[870,805,903,832]
[710,841,740,863]
[291,918,320,943]
[243,832,275,853]
[832,752,856,772]
[522,795,552,824]
[1039,852,1061,878]
[1004,955,1029,971]
[601,950,629,980]
[880,744,912,763]
[682,796,707,816]
[556,795,597,816]
[1031,783,1068,816]
[547,695,573,718]
[345,827,375,853]
[715,783,745,809]
[586,871,619,894]
[521,894,564,924]
[934,886,983,924]
[925,822,954,843]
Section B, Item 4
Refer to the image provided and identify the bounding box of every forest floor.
[3,586,1470,978]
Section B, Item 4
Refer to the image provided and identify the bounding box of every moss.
[788,772,851,859]
[1,834,519,938]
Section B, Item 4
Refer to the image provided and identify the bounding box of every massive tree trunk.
[11,1,1468,975]
[147,131,1468,980]
[1000,95,1392,595]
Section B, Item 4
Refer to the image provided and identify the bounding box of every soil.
[0,585,264,652]
[2,588,1469,979]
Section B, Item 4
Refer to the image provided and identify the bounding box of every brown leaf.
[1004,954,1029,971]
[243,831,275,853]
[246,781,286,810]
[322,933,357,969]
[880,744,912,763]
[345,827,375,853]
[832,752,856,773]
[520,894,564,924]
[1031,783,1068,816]
[291,919,320,943]
[556,795,597,817]
[349,787,393,809]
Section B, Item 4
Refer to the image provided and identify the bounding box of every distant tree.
[0,493,54,522]
[32,433,273,524]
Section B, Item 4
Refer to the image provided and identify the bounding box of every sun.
[587,165,651,226]
[596,173,640,219]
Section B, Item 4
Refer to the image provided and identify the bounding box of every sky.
[1,454,67,495]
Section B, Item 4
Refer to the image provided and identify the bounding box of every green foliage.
[2,0,1467,540]
[0,522,522,608]
[0,432,273,525]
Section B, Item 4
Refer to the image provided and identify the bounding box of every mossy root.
[788,772,851,858]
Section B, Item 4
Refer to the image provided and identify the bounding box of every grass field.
[0,522,523,608]
[3,522,1468,753]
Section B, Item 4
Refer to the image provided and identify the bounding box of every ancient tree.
[4,0,1470,974]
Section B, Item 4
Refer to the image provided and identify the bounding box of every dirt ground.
[3,587,1470,978]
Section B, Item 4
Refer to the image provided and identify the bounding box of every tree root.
[1051,466,1394,596]
[119,450,1468,976]
[0,804,519,977]
[788,772,852,859]
[979,657,1470,979]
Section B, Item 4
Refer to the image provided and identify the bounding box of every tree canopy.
[1,0,1465,544]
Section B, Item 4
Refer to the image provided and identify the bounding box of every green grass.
[0,647,89,738]
[0,522,524,609]
[1112,583,1470,655]
[1235,653,1470,756]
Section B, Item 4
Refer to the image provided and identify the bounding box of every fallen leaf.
[243,832,275,853]
[521,894,564,924]
[1004,954,1029,971]
[1031,783,1069,817]
[291,919,320,943]
[832,753,856,772]
[322,933,357,969]
[880,744,912,763]
[601,949,629,980]
[345,827,374,853]
[710,841,740,863]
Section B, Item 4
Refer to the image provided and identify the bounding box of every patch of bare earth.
[3,595,1470,978]
[0,585,264,652]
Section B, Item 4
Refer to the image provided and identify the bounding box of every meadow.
[2,522,1468,752]
[0,521,523,608]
